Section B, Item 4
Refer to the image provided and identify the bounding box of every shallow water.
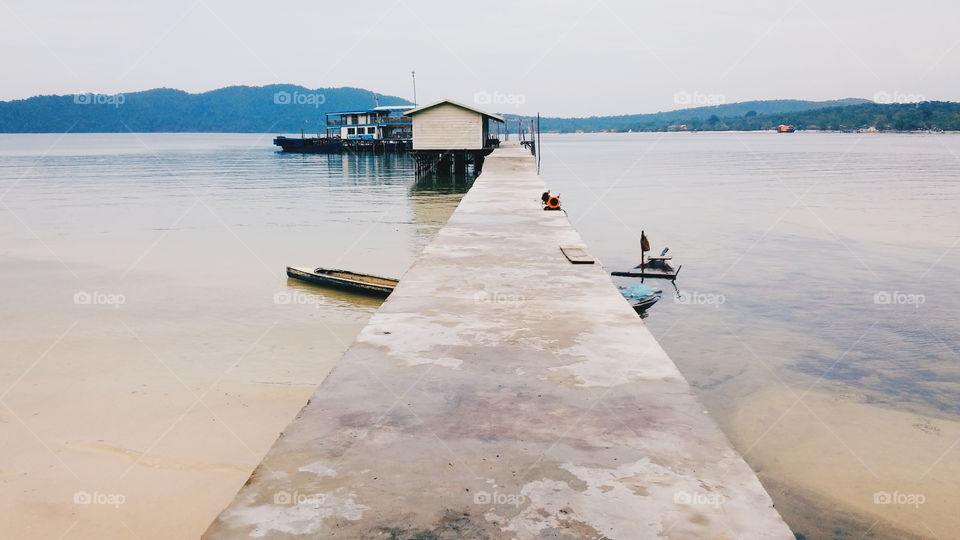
[539,132,960,539]
[1,132,957,539]
[540,132,959,413]
[0,133,472,539]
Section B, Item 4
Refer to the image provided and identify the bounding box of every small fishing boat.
[286,267,397,297]
[611,235,682,280]
[619,283,662,312]
[611,255,681,280]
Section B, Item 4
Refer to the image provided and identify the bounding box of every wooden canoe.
[286,267,398,297]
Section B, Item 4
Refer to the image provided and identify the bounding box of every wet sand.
[729,386,959,539]
[0,261,369,539]
[0,135,467,538]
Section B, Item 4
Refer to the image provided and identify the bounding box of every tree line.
[526,101,960,133]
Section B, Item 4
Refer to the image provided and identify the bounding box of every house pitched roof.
[404,99,505,122]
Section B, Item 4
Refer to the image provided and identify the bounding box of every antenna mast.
[411,70,417,106]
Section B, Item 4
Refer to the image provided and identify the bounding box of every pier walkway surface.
[204,142,792,539]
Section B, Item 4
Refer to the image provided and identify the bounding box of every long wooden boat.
[286,267,398,297]
[273,136,344,153]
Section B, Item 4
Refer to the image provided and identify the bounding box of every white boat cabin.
[325,105,414,140]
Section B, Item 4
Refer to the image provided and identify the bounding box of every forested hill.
[522,99,870,132]
[519,100,960,133]
[0,85,411,133]
[2,88,956,133]
[0,91,866,133]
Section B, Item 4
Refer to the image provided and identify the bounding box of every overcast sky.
[2,0,958,116]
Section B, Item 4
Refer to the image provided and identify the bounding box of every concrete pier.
[204,142,793,538]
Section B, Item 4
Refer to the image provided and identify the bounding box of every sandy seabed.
[0,263,371,539]
[728,386,959,539]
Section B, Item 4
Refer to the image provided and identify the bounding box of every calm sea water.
[540,132,959,415]
[1,132,957,539]
[0,133,474,539]
[540,132,960,539]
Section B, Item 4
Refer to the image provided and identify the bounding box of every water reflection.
[284,278,385,311]
[411,167,476,194]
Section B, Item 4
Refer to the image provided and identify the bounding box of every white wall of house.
[411,103,484,150]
